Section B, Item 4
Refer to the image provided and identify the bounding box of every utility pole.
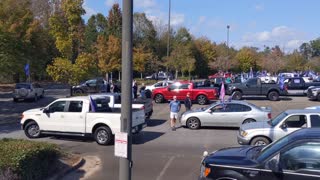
[226,25,230,72]
[120,0,133,180]
[166,0,171,73]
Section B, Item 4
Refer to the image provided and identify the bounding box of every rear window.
[90,97,112,112]
[15,84,31,89]
[310,115,320,127]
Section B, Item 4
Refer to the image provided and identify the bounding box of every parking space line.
[156,156,175,180]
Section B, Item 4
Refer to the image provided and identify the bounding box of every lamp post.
[226,25,230,72]
[166,0,171,73]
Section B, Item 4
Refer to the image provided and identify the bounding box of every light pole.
[226,25,230,72]
[166,0,171,73]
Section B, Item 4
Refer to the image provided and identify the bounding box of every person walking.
[169,96,181,131]
[184,93,192,111]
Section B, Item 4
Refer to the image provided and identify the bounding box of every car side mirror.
[43,108,50,113]
[265,154,282,173]
[281,123,287,129]
[208,109,212,113]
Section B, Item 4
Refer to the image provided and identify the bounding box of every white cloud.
[254,4,264,11]
[135,0,156,9]
[241,26,306,52]
[105,0,119,7]
[171,13,185,26]
[83,0,97,19]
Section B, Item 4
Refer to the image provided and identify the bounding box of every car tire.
[268,91,279,101]
[13,98,17,102]
[94,126,113,145]
[74,89,83,94]
[24,121,41,138]
[317,93,320,101]
[243,118,256,124]
[232,91,242,100]
[186,117,201,129]
[154,94,164,103]
[197,95,207,105]
[250,136,270,146]
[34,94,38,102]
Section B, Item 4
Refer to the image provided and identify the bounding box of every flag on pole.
[24,64,30,76]
[220,81,225,102]
[89,96,97,112]
[249,67,253,78]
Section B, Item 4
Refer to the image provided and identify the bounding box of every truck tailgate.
[132,109,146,127]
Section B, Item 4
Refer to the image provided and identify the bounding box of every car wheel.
[154,94,164,103]
[34,94,38,102]
[232,91,242,100]
[186,117,201,129]
[13,98,17,102]
[250,137,270,146]
[40,91,44,98]
[197,95,207,105]
[24,121,41,138]
[243,118,256,124]
[317,93,320,101]
[268,91,279,101]
[74,89,83,94]
[94,126,113,145]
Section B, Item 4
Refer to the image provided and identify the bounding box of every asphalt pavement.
[0,89,319,180]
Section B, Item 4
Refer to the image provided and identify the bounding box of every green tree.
[194,37,217,77]
[236,47,259,72]
[133,45,152,79]
[107,3,122,38]
[299,42,312,60]
[310,38,320,57]
[286,50,306,71]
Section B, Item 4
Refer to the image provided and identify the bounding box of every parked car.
[199,128,320,180]
[72,77,105,94]
[152,81,219,105]
[21,95,146,145]
[145,80,174,91]
[307,86,320,101]
[13,82,44,102]
[237,109,320,146]
[226,77,287,101]
[284,77,320,96]
[181,100,271,129]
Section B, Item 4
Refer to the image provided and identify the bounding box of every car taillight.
[141,106,145,110]
[268,113,271,119]
[20,114,24,120]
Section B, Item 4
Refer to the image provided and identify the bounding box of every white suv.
[13,83,44,102]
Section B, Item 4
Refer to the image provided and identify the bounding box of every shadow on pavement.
[240,96,292,101]
[0,123,21,134]
[49,136,95,144]
[200,126,239,131]
[133,131,165,145]
[0,92,12,98]
[146,119,166,127]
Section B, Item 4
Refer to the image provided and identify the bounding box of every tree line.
[1,0,320,84]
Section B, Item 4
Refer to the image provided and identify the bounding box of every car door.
[39,100,67,132]
[63,100,86,133]
[244,79,261,95]
[166,84,179,100]
[203,103,228,126]
[287,78,304,95]
[176,84,190,100]
[261,142,320,180]
[225,104,252,126]
[275,115,307,141]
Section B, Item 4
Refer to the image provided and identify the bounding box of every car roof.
[289,128,320,142]
[284,109,320,114]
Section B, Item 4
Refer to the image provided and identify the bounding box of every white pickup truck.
[21,95,146,145]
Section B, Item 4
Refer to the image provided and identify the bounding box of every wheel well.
[232,89,242,94]
[23,119,37,129]
[187,117,201,126]
[249,135,272,145]
[267,89,279,95]
[242,118,256,124]
[92,123,112,134]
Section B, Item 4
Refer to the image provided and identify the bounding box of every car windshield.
[268,111,288,127]
[256,134,290,162]
[15,84,31,89]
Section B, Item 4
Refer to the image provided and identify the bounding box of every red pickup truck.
[152,81,219,105]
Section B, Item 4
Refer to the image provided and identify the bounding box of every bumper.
[237,134,251,145]
[307,92,317,100]
[132,122,147,134]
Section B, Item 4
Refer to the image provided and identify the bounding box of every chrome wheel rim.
[28,124,40,137]
[155,95,162,103]
[97,130,108,143]
[198,96,206,104]
[188,118,199,129]
[255,140,267,146]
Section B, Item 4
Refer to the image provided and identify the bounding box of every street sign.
[115,132,128,158]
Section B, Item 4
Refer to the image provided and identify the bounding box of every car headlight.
[240,130,248,137]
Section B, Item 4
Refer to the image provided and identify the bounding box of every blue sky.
[83,0,319,52]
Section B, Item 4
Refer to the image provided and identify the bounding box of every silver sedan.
[181,100,272,129]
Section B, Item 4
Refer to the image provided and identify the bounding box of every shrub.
[0,138,60,180]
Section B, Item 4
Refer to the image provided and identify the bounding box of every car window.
[15,84,31,89]
[91,98,112,112]
[280,142,320,171]
[246,79,256,85]
[179,84,189,89]
[169,84,179,90]
[49,101,66,112]
[226,104,251,112]
[284,115,307,128]
[270,112,288,126]
[154,82,163,87]
[310,115,320,127]
[211,104,225,112]
[68,101,83,112]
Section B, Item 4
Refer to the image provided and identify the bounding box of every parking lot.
[0,89,319,180]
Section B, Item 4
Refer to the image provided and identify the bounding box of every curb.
[48,156,85,180]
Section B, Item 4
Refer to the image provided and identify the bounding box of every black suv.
[199,128,320,180]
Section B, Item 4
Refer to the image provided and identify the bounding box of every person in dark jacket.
[184,93,192,111]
